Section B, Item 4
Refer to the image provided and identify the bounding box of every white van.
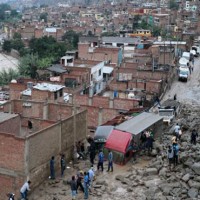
[178,66,190,82]
[182,52,191,61]
[179,57,189,67]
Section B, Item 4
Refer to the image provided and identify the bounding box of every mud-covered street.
[163,57,200,106]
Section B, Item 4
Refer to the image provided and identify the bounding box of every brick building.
[0,101,87,200]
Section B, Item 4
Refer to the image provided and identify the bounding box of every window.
[54,92,57,100]
[99,69,102,76]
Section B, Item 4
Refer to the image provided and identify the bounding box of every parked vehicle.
[159,99,180,125]
[182,52,191,61]
[190,49,196,57]
[178,66,189,82]
[191,46,200,56]
[179,57,189,67]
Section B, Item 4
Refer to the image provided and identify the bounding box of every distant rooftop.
[0,112,18,123]
[47,64,67,73]
[33,83,65,92]
[61,56,74,60]
[45,27,60,33]
[102,36,141,44]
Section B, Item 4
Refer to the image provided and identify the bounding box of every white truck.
[159,99,180,125]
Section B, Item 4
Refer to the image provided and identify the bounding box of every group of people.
[140,129,155,154]
[69,166,95,200]
[69,148,113,199]
[167,123,199,170]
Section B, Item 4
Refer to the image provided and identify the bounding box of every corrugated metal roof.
[116,112,163,135]
[21,88,32,96]
[94,125,114,142]
[47,64,67,73]
[103,66,114,74]
[33,83,65,92]
[45,27,57,33]
[102,36,141,44]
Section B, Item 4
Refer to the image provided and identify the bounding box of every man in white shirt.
[88,166,95,188]
[174,123,180,137]
[20,180,31,200]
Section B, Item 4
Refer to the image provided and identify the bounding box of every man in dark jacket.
[70,176,77,200]
[60,154,66,177]
[191,129,198,145]
[50,156,55,179]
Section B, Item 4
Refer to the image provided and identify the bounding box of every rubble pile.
[105,105,200,200]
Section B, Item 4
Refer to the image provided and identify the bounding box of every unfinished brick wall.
[146,80,162,94]
[114,99,139,110]
[109,81,127,91]
[9,83,26,100]
[12,100,43,118]
[0,175,24,200]
[48,103,73,121]
[92,96,109,108]
[32,90,49,101]
[0,115,21,135]
[78,43,90,59]
[0,133,25,172]
[74,95,89,105]
[27,110,87,188]
[27,123,61,182]
[0,133,25,200]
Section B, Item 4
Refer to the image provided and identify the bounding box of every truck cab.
[159,99,180,125]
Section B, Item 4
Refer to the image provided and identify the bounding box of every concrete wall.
[26,110,87,188]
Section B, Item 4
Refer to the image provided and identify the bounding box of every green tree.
[0,68,19,86]
[133,15,141,30]
[13,32,22,40]
[2,40,12,52]
[11,38,24,51]
[62,30,80,49]
[37,57,54,69]
[40,12,48,22]
[18,53,39,78]
[29,36,67,62]
[0,4,11,20]
[152,26,162,37]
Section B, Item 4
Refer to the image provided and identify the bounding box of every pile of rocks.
[111,105,200,200]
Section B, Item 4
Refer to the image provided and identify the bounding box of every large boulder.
[188,188,198,198]
[191,163,200,175]
[145,168,158,176]
[181,173,191,182]
[188,180,200,189]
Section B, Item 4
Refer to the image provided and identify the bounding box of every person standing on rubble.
[97,149,104,171]
[191,129,198,145]
[107,150,113,172]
